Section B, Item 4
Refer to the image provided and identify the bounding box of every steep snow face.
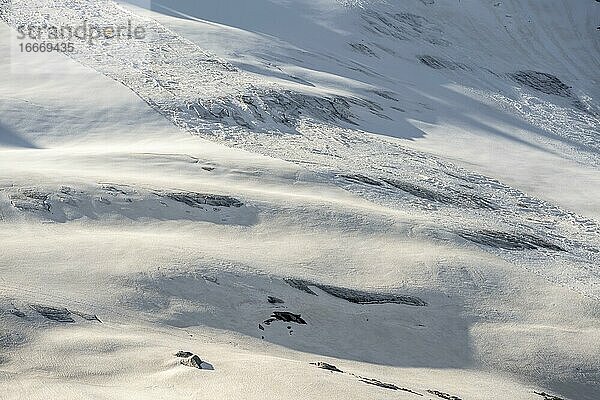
[1,1,599,400]
[140,0,600,215]
[147,0,599,109]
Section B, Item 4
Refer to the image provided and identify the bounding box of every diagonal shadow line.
[0,121,39,149]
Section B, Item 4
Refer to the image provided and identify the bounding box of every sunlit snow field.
[0,1,599,399]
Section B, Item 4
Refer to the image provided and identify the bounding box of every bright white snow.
[0,1,599,399]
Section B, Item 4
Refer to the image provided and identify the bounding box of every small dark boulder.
[270,311,307,324]
[427,390,463,400]
[181,355,205,369]
[9,309,26,318]
[509,70,573,98]
[267,296,285,304]
[360,377,402,391]
[311,362,343,373]
[29,304,75,323]
[176,352,213,370]
[534,392,565,400]
[165,192,243,208]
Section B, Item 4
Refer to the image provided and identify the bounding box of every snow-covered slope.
[1,1,599,399]
[143,0,600,217]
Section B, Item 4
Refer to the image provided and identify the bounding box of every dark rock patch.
[418,55,468,71]
[311,362,344,373]
[284,279,317,295]
[359,377,402,390]
[310,362,422,395]
[203,276,219,285]
[264,311,307,325]
[360,377,422,395]
[10,190,51,213]
[458,230,564,251]
[267,296,285,304]
[181,354,204,369]
[349,43,378,57]
[341,174,497,210]
[381,178,497,210]
[101,185,129,195]
[164,192,244,208]
[534,392,566,400]
[175,89,368,131]
[316,284,427,307]
[427,390,463,400]
[284,279,426,307]
[509,70,573,98]
[371,90,399,101]
[9,309,26,318]
[29,305,75,323]
[340,174,384,187]
[176,352,213,370]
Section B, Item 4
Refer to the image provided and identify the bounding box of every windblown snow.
[0,1,599,399]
